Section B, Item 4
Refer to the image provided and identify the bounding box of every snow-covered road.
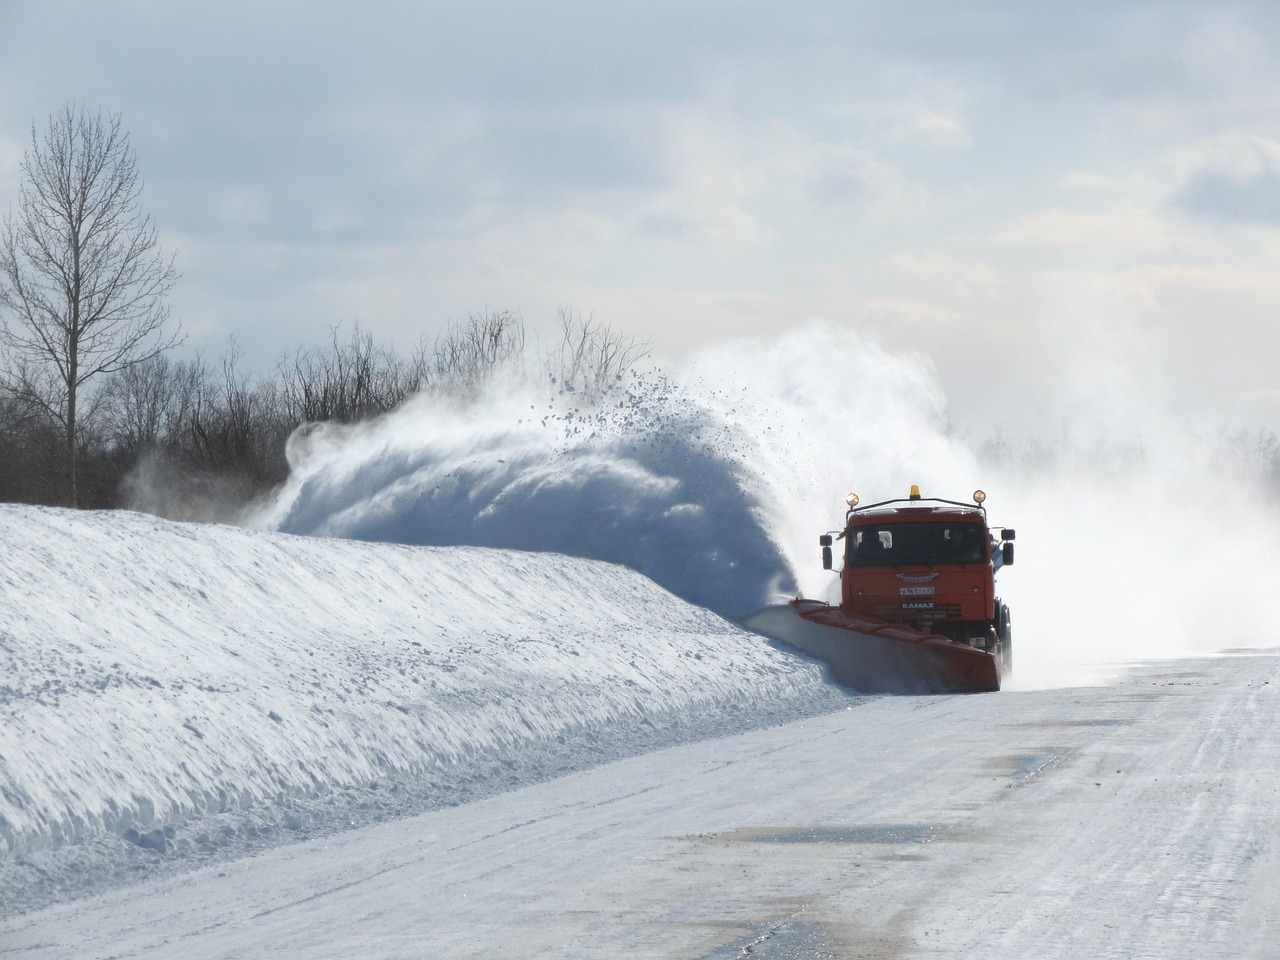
[6,649,1275,959]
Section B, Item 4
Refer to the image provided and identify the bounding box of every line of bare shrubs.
[0,310,648,516]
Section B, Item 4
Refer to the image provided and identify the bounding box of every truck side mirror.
[819,534,834,570]
[1001,529,1016,541]
[1002,542,1014,566]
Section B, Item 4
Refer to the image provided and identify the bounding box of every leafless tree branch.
[0,103,181,505]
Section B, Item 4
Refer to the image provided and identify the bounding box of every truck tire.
[996,602,1012,674]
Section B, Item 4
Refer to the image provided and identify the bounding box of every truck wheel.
[997,603,1012,673]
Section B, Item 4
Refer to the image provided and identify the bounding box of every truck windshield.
[848,522,988,566]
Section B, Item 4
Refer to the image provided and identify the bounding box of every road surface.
[4,650,1276,959]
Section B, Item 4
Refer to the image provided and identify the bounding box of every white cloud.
[1086,261,1280,312]
[1061,172,1121,191]
[1170,134,1280,224]
[863,297,966,333]
[875,252,1004,302]
[994,208,1215,258]
[826,100,972,150]
[800,145,922,221]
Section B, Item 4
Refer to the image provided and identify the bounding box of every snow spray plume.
[254,371,791,617]
[678,323,980,603]
[252,321,980,620]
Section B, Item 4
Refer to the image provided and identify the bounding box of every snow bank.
[0,504,830,863]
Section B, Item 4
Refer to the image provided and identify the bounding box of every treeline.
[0,310,647,516]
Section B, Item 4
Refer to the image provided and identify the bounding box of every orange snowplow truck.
[805,485,1015,688]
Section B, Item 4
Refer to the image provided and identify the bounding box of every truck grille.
[874,602,964,622]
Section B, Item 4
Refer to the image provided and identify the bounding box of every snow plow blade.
[744,599,1002,695]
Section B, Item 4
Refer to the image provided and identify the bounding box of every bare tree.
[429,309,525,396]
[278,323,418,425]
[0,103,180,505]
[186,343,286,487]
[546,309,650,401]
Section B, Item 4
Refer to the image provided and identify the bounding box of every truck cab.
[820,486,1015,666]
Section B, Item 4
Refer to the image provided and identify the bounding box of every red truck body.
[784,486,1015,693]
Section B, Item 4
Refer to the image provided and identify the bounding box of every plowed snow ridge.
[0,504,840,912]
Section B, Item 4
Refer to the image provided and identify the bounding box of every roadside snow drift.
[0,505,831,867]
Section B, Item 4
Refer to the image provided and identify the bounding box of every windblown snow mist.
[254,319,1280,688]
[988,421,1280,690]
[693,328,1280,689]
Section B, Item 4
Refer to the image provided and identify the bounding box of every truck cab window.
[849,522,987,566]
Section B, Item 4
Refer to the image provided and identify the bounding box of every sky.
[2,1,1280,434]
